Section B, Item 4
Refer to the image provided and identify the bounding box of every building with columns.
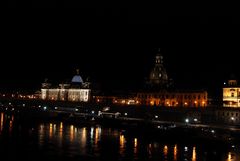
[223,79,240,107]
[41,70,91,102]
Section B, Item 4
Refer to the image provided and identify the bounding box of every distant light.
[224,82,226,85]
[194,118,198,122]
[54,107,58,110]
[75,108,79,111]
[91,111,95,114]
[231,117,235,121]
[124,113,128,116]
[211,130,215,133]
[185,118,189,123]
[43,106,47,110]
[184,146,188,152]
[155,115,159,119]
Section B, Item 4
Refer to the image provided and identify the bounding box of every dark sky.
[2,10,240,97]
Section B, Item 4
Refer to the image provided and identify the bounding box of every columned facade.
[223,79,240,107]
[41,71,91,102]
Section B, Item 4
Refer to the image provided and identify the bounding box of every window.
[231,93,235,97]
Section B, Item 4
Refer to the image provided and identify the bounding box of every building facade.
[137,49,208,107]
[146,48,171,89]
[41,70,91,102]
[223,79,240,107]
[136,90,207,107]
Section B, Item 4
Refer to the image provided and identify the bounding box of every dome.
[71,75,83,83]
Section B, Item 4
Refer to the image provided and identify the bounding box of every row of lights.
[150,101,206,106]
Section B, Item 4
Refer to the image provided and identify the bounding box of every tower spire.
[76,69,79,75]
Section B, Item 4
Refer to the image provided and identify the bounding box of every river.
[0,111,239,161]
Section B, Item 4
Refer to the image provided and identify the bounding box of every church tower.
[147,48,169,89]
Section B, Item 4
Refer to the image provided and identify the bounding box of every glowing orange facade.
[136,90,208,107]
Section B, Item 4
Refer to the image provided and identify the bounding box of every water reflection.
[59,122,63,146]
[49,123,53,139]
[228,152,232,161]
[134,138,138,156]
[163,145,168,160]
[70,125,74,143]
[192,146,196,161]
[119,134,125,156]
[81,127,87,148]
[0,111,240,161]
[174,145,177,161]
[0,113,4,132]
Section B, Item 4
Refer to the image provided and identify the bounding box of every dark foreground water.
[0,112,240,161]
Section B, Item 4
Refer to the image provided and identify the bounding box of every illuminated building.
[136,49,208,107]
[146,48,172,89]
[136,90,207,107]
[41,69,91,102]
[223,79,240,107]
[94,49,208,107]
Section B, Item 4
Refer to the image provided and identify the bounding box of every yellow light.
[174,145,177,161]
[194,101,197,104]
[228,152,231,161]
[70,125,74,142]
[119,134,125,156]
[192,147,196,161]
[134,138,138,147]
[164,145,168,158]
[49,123,53,138]
[120,135,125,146]
[134,138,138,154]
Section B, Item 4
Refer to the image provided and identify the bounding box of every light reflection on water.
[0,112,240,161]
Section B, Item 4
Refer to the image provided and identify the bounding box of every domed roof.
[71,75,83,83]
[71,69,83,83]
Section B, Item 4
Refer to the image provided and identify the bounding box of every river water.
[0,112,239,161]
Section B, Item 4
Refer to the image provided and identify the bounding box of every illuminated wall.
[68,89,90,102]
[223,79,240,107]
[136,91,208,107]
[41,88,90,102]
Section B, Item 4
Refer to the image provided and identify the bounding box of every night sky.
[2,11,240,98]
